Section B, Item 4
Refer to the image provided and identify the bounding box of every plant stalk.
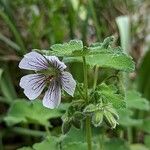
[82,56,92,150]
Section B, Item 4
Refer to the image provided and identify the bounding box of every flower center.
[37,66,60,84]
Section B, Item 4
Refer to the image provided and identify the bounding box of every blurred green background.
[0,0,150,150]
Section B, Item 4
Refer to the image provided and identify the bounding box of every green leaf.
[37,37,135,72]
[33,136,59,150]
[86,52,134,72]
[63,47,134,72]
[63,142,87,150]
[118,109,143,127]
[104,138,130,150]
[126,90,150,111]
[4,100,64,126]
[62,127,85,145]
[140,119,150,134]
[40,39,83,57]
[138,49,150,100]
[130,144,149,150]
[89,36,114,49]
[98,83,126,109]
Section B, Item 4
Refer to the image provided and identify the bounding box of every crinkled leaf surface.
[126,90,150,111]
[37,40,84,57]
[98,83,126,109]
[4,100,64,126]
[63,53,134,72]
[86,52,134,72]
[37,38,135,72]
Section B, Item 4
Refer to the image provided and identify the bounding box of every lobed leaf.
[126,90,150,111]
[63,49,134,72]
[39,39,84,57]
[36,38,135,72]
[63,142,87,150]
[140,119,150,134]
[4,100,64,126]
[86,52,134,72]
[118,109,143,127]
[33,136,59,150]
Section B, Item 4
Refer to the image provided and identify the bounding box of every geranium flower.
[19,52,76,109]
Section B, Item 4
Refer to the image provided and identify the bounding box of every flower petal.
[43,80,61,109]
[61,71,76,96]
[19,52,48,70]
[45,56,66,71]
[20,74,46,100]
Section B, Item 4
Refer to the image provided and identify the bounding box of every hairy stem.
[83,56,88,101]
[83,56,92,150]
[86,116,92,150]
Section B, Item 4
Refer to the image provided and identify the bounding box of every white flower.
[19,52,76,109]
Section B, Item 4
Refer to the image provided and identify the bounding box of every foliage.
[0,0,149,150]
[4,100,64,126]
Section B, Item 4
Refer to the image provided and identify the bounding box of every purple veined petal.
[61,71,76,96]
[20,74,46,100]
[44,56,66,71]
[43,80,61,109]
[19,52,49,71]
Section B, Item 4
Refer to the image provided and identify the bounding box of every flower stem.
[82,56,92,150]
[45,125,51,136]
[86,116,92,150]
[83,56,88,101]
